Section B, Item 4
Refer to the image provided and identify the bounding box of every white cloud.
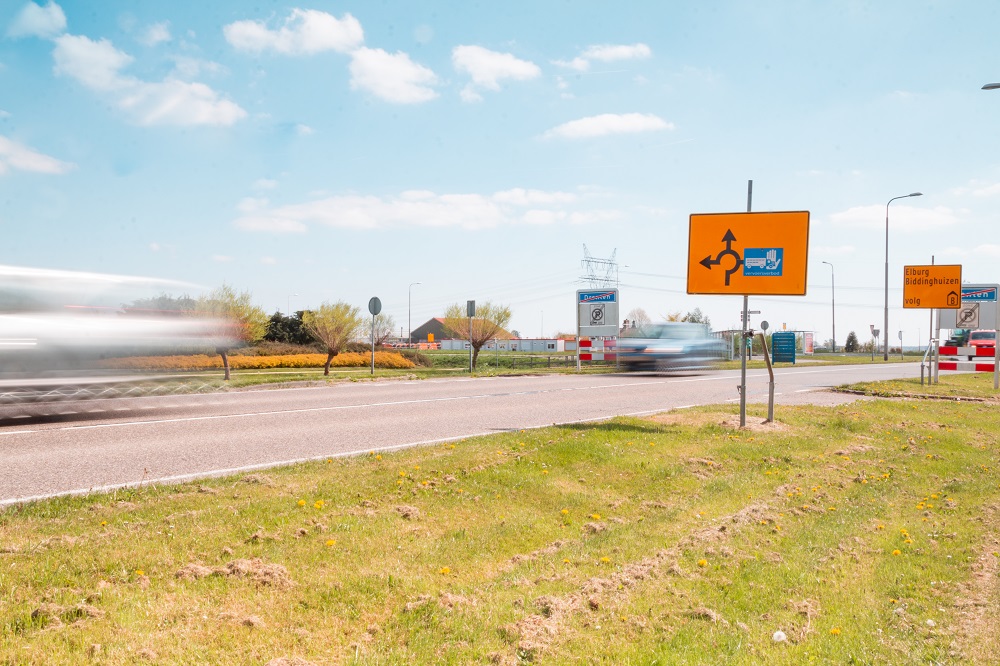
[829,204,959,232]
[7,1,66,38]
[149,242,161,252]
[260,256,277,265]
[581,43,652,63]
[460,86,483,103]
[233,216,308,233]
[492,188,576,205]
[349,47,438,104]
[974,244,1000,257]
[140,21,171,47]
[953,180,1000,197]
[295,123,314,136]
[237,197,269,213]
[553,43,651,71]
[0,110,11,118]
[451,45,540,99]
[253,178,278,190]
[543,113,673,139]
[170,55,225,79]
[232,187,619,232]
[223,9,363,55]
[53,34,246,126]
[212,254,234,263]
[0,135,74,175]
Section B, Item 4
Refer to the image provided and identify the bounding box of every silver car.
[618,322,727,373]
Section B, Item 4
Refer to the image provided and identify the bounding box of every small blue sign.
[962,288,997,302]
[578,291,617,303]
[743,248,783,277]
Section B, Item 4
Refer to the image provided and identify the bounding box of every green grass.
[842,371,1000,401]
[3,400,999,664]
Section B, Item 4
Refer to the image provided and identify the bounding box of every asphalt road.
[0,363,923,505]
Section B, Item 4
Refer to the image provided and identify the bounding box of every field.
[3,395,999,664]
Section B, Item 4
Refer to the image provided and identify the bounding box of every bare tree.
[365,312,396,347]
[441,301,512,369]
[303,301,364,375]
[196,284,269,380]
[626,307,652,331]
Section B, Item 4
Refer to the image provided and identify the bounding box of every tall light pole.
[821,261,836,353]
[408,282,422,346]
[884,192,923,360]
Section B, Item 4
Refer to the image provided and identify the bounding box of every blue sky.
[2,1,999,346]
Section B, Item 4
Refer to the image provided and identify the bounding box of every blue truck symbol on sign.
[743,248,783,277]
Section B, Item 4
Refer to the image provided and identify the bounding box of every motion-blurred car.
[618,322,727,373]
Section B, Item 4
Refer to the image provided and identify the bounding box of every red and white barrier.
[938,345,997,372]
[578,338,617,361]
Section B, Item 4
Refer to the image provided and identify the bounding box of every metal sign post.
[739,180,751,427]
[368,297,382,375]
[467,300,475,373]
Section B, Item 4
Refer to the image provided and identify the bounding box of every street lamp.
[821,261,836,353]
[884,192,923,360]
[408,282,422,346]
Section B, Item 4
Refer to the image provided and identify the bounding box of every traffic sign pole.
[740,180,751,428]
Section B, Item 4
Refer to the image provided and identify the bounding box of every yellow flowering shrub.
[95,351,416,371]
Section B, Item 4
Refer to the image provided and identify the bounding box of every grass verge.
[842,372,1000,401]
[2,399,999,664]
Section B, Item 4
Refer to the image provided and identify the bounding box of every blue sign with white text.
[578,291,617,303]
[962,288,997,302]
[743,248,783,277]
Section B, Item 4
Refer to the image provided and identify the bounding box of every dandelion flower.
[561,509,569,515]
[830,627,841,635]
[697,559,707,567]
[600,557,611,563]
[563,558,571,564]
[877,524,885,530]
[892,549,901,556]
[297,499,306,507]
[542,470,549,475]
[100,520,107,526]
[326,539,336,547]
[398,471,406,478]
[135,569,145,576]
[439,566,450,575]
[375,454,382,460]
[591,513,601,520]
[314,500,325,509]
[326,458,332,464]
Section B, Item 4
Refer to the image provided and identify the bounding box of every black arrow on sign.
[699,229,743,286]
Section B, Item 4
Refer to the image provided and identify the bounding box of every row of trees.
[130,288,514,376]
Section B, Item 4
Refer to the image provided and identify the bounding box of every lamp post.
[884,192,923,360]
[408,282,421,346]
[821,261,835,353]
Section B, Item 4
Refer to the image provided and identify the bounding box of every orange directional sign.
[687,211,810,295]
[902,264,961,309]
